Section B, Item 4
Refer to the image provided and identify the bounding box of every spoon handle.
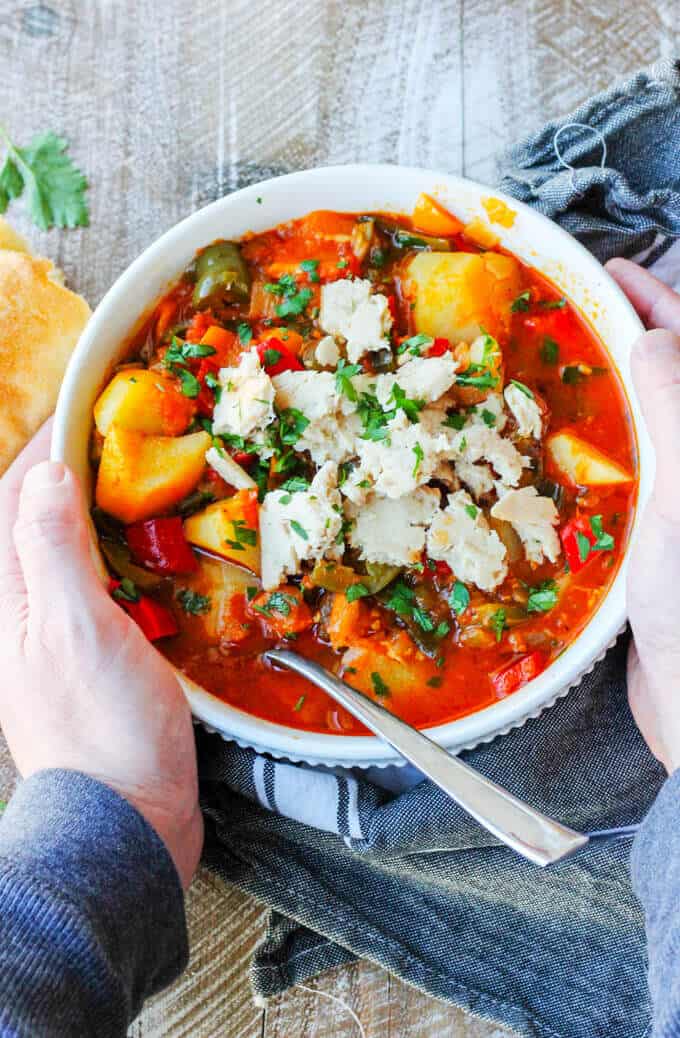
[266,650,588,867]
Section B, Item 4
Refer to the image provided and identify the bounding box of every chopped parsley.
[526,580,558,614]
[370,248,387,268]
[412,441,424,477]
[253,591,297,617]
[335,358,362,401]
[280,476,310,492]
[510,379,534,399]
[465,504,478,520]
[357,391,393,441]
[293,695,306,712]
[489,608,507,642]
[337,258,348,269]
[444,412,466,431]
[390,383,425,422]
[112,577,140,604]
[290,519,308,540]
[237,322,253,344]
[541,297,567,310]
[371,672,390,697]
[384,580,438,633]
[278,407,310,445]
[264,273,312,317]
[398,333,433,356]
[300,258,320,282]
[263,348,282,367]
[230,519,257,547]
[590,514,615,552]
[576,531,592,562]
[511,290,531,313]
[346,583,370,603]
[164,336,216,363]
[177,589,211,615]
[481,408,496,427]
[562,365,585,385]
[455,365,499,389]
[540,336,560,365]
[426,675,444,688]
[449,582,470,616]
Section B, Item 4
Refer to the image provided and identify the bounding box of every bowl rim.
[52,162,650,768]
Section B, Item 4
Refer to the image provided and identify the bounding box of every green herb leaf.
[412,441,424,477]
[346,583,370,603]
[112,577,140,604]
[465,504,478,520]
[335,358,362,401]
[590,515,615,552]
[293,695,306,711]
[398,333,433,356]
[443,412,466,430]
[231,519,257,547]
[481,408,497,428]
[300,258,320,282]
[511,290,531,313]
[526,580,558,614]
[280,476,310,493]
[278,407,310,445]
[562,365,585,385]
[337,258,348,269]
[0,128,89,230]
[541,297,567,310]
[540,336,560,365]
[371,672,390,697]
[177,368,200,398]
[426,675,443,688]
[489,607,507,642]
[455,365,499,389]
[576,531,592,563]
[290,519,308,540]
[263,348,282,367]
[390,383,425,423]
[177,589,211,615]
[253,591,296,617]
[237,322,253,344]
[449,582,470,616]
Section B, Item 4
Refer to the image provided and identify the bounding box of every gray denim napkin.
[198,58,680,1038]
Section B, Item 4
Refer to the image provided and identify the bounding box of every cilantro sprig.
[0,127,89,230]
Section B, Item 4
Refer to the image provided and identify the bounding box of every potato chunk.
[184,490,260,573]
[407,251,521,344]
[96,427,210,523]
[94,369,194,437]
[547,431,633,486]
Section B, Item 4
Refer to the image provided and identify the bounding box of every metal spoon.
[266,649,601,867]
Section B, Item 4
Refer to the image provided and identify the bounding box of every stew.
[90,194,637,734]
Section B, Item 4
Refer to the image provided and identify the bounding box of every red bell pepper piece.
[386,293,399,325]
[428,337,450,357]
[491,652,547,698]
[126,516,198,575]
[256,337,304,375]
[560,517,597,574]
[195,358,220,417]
[109,581,179,641]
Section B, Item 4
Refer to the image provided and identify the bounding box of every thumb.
[13,461,109,629]
[631,329,680,522]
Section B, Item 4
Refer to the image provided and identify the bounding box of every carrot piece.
[247,586,313,638]
[327,595,370,651]
[155,296,179,341]
[200,324,239,365]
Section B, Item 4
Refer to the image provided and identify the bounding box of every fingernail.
[22,461,69,492]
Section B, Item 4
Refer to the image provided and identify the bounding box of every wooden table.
[0,0,676,1033]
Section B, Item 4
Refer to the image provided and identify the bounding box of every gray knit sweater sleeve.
[0,769,189,1037]
[632,768,680,1038]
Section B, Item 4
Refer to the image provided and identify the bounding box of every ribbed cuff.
[0,770,188,1035]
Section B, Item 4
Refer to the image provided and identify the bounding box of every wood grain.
[0,0,675,1035]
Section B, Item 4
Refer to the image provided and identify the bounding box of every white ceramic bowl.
[52,164,651,768]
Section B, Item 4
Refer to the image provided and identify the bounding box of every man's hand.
[0,424,203,888]
[607,258,680,774]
